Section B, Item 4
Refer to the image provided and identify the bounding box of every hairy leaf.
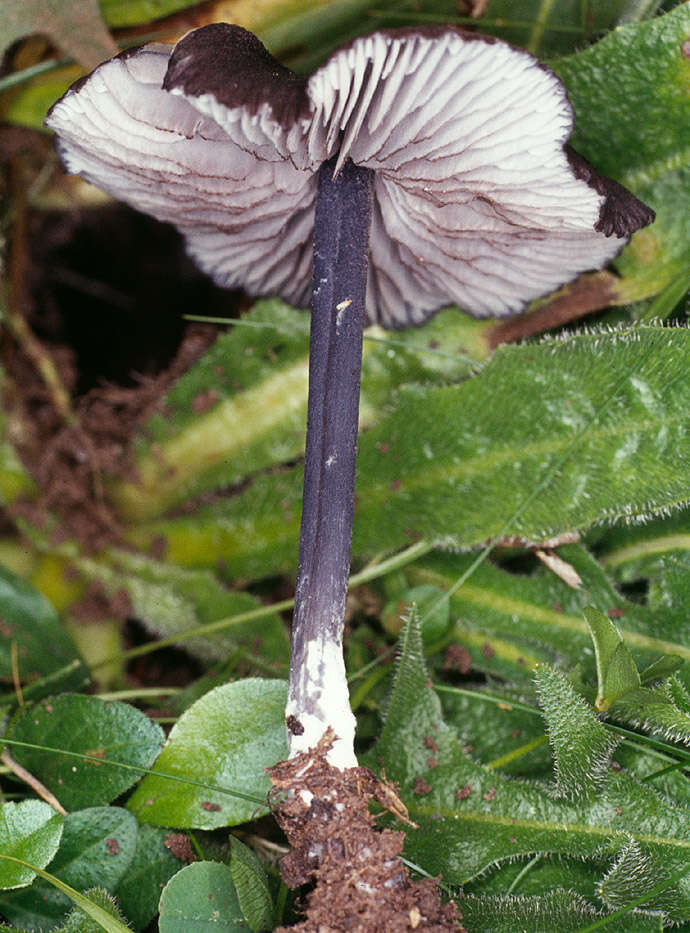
[535,664,619,800]
[553,4,690,300]
[113,301,479,521]
[375,617,690,922]
[459,889,662,932]
[137,327,690,579]
[76,549,289,669]
[228,836,273,933]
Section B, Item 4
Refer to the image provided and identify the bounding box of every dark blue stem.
[287,157,374,754]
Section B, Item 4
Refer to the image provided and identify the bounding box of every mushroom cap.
[46,24,653,328]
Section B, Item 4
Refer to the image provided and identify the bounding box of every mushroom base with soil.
[270,731,465,932]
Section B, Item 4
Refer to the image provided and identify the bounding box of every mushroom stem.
[286,156,374,769]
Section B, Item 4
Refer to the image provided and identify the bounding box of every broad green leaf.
[113,825,186,932]
[8,694,165,810]
[0,801,62,890]
[0,564,87,701]
[76,549,289,669]
[127,679,287,828]
[553,4,690,300]
[583,607,641,711]
[535,665,619,800]
[158,861,253,933]
[355,327,690,551]
[459,889,663,933]
[138,327,690,580]
[228,836,273,933]
[0,807,137,927]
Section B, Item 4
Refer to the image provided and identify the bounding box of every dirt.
[270,731,465,933]
[3,196,229,551]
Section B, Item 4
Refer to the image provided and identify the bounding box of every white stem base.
[286,633,357,770]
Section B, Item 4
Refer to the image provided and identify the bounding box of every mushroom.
[46,23,654,770]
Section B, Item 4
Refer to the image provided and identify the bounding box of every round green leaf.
[0,800,63,890]
[8,693,165,810]
[127,679,287,828]
[159,862,253,933]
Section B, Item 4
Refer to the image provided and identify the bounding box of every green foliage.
[535,664,620,800]
[139,326,690,575]
[377,616,690,922]
[0,565,87,702]
[57,888,129,933]
[7,694,165,810]
[553,3,690,299]
[0,807,137,927]
[1,2,690,930]
[0,801,63,890]
[459,889,663,933]
[113,825,184,931]
[159,860,271,933]
[583,606,641,711]
[127,680,287,828]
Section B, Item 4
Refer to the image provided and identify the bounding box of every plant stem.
[286,156,374,768]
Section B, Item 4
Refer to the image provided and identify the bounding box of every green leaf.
[127,679,287,828]
[599,837,690,920]
[610,678,690,746]
[553,5,690,301]
[583,607,641,711]
[142,327,690,580]
[57,888,130,933]
[459,889,663,933]
[407,547,690,684]
[228,836,273,933]
[0,800,63,890]
[375,618,690,920]
[0,858,132,933]
[112,300,478,522]
[639,655,685,683]
[535,665,619,800]
[376,607,449,782]
[0,807,137,927]
[158,861,256,933]
[7,694,165,810]
[76,549,289,669]
[0,564,87,701]
[113,825,185,931]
